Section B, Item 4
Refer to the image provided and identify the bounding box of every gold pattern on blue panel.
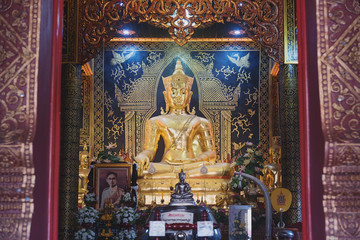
[126,62,142,75]
[105,91,124,142]
[147,52,162,63]
[92,41,271,163]
[194,52,215,63]
[215,66,236,80]
[244,88,259,107]
[232,113,252,137]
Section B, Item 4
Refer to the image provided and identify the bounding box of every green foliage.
[135,207,151,226]
[229,142,265,191]
[94,144,121,163]
[211,207,228,225]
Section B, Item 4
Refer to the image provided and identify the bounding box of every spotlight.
[117,29,135,36]
[229,29,245,36]
[122,30,130,35]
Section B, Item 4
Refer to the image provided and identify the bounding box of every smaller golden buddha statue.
[264,137,282,191]
[78,144,91,207]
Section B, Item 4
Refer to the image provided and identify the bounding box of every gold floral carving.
[317,0,360,238]
[77,0,283,64]
[0,0,40,237]
[79,0,129,64]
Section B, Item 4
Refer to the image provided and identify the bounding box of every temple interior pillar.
[58,63,82,240]
[279,64,302,226]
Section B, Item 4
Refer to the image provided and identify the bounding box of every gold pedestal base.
[137,177,231,206]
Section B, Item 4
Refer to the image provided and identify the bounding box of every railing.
[241,172,272,240]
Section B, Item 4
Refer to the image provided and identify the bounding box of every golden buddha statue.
[135,59,230,205]
[264,136,282,191]
[135,59,230,179]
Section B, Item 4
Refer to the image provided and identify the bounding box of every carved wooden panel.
[317,0,360,238]
[74,0,284,64]
[0,0,40,239]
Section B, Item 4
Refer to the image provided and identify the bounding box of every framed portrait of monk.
[94,163,132,209]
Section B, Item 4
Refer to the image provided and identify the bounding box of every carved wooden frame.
[73,0,284,64]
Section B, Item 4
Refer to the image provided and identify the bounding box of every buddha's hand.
[135,155,150,175]
[197,151,217,163]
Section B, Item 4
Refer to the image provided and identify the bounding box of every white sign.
[197,221,214,237]
[161,211,194,224]
[149,221,166,237]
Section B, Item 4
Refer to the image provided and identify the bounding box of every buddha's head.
[179,169,186,182]
[162,59,194,113]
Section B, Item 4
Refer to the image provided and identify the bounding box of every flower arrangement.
[229,142,264,191]
[135,208,151,226]
[210,207,228,225]
[115,207,140,224]
[117,190,137,208]
[74,228,96,240]
[113,229,137,240]
[93,143,121,163]
[230,219,250,240]
[78,207,100,225]
[84,192,96,202]
[121,192,133,203]
[83,192,97,208]
[114,206,139,240]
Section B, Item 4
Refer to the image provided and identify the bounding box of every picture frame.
[94,163,132,209]
[228,205,252,240]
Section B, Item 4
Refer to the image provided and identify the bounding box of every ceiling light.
[117,29,135,36]
[229,30,245,36]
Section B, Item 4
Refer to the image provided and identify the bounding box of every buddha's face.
[179,173,185,182]
[166,81,190,109]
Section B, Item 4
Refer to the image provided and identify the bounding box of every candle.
[170,179,172,186]
[162,192,164,199]
[197,193,199,199]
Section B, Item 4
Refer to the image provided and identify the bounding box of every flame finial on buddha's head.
[162,59,193,90]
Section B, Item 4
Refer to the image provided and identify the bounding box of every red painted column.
[297,0,326,239]
[31,0,63,239]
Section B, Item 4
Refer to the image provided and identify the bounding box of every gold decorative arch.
[64,0,283,64]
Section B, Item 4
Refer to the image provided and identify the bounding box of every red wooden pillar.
[31,0,63,240]
[297,0,326,239]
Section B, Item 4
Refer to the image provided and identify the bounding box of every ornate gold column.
[58,64,82,240]
[279,64,302,225]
